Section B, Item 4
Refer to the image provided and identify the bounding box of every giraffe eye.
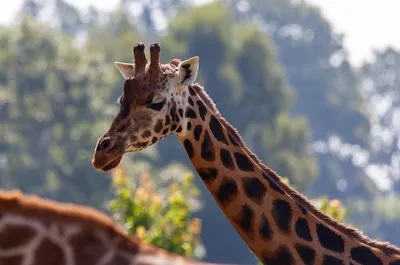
[147,99,166,111]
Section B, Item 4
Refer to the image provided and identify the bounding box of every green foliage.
[259,114,318,191]
[312,196,350,222]
[108,166,203,258]
[0,17,113,206]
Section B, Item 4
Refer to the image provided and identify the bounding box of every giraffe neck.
[178,84,400,265]
[0,190,232,265]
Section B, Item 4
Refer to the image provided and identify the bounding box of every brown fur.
[123,78,155,106]
[191,84,400,255]
[0,190,241,265]
[0,190,132,239]
[0,189,235,264]
[0,190,143,263]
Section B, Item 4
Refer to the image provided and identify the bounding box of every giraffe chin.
[99,157,122,172]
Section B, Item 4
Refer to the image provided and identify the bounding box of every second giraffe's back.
[0,190,234,265]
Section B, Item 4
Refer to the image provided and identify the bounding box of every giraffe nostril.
[98,138,111,151]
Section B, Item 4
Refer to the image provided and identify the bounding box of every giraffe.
[0,189,234,265]
[92,42,400,265]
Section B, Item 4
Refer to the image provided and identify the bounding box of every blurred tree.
[21,0,43,18]
[83,7,147,113]
[356,47,400,246]
[0,17,114,207]
[53,0,84,35]
[19,0,85,35]
[119,0,194,36]
[83,6,102,29]
[360,48,400,187]
[226,0,374,202]
[233,26,317,191]
[85,9,142,64]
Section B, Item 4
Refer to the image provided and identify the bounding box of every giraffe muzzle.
[92,155,122,171]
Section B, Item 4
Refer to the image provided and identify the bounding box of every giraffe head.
[92,42,199,171]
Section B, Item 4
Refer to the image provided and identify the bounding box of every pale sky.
[1,0,400,67]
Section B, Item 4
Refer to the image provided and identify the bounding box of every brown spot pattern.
[70,231,106,265]
[0,224,36,249]
[154,119,163,133]
[235,204,255,240]
[0,255,23,265]
[194,125,202,141]
[262,245,293,265]
[242,177,267,205]
[233,152,255,171]
[272,199,292,233]
[165,115,171,125]
[209,115,228,145]
[197,167,218,184]
[217,178,239,207]
[259,215,273,241]
[183,139,194,159]
[201,131,215,161]
[188,97,194,106]
[295,244,316,265]
[220,148,235,170]
[34,238,65,265]
[141,130,151,138]
[185,108,197,119]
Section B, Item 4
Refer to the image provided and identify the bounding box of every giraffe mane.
[191,84,400,256]
[0,189,136,240]
[0,190,186,259]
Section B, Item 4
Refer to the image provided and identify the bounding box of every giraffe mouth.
[96,156,122,172]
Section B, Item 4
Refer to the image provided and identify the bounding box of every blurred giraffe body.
[92,42,400,265]
[0,190,232,265]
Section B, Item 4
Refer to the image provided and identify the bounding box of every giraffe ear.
[177,56,199,87]
[114,62,135,79]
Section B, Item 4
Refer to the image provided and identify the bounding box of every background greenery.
[0,0,399,264]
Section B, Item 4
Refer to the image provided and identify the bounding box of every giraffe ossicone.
[92,42,400,265]
[0,189,234,265]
